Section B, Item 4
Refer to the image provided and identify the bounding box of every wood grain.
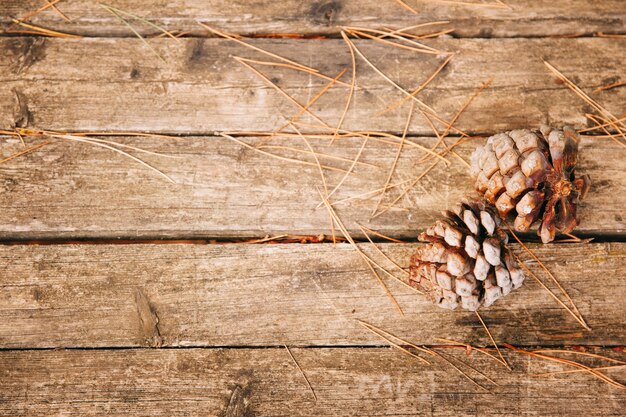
[0,135,622,239]
[0,38,624,134]
[1,347,624,416]
[1,0,625,37]
[1,242,624,348]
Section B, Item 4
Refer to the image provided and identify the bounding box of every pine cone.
[409,200,524,311]
[470,126,590,243]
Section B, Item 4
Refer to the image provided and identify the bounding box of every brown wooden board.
[1,242,624,349]
[0,135,622,240]
[1,347,625,416]
[1,0,625,38]
[1,38,625,135]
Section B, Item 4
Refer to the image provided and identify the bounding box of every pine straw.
[506,224,590,330]
[342,27,444,55]
[4,129,176,183]
[358,321,496,390]
[318,189,414,314]
[15,0,70,22]
[0,140,54,166]
[284,345,317,401]
[505,345,626,390]
[394,0,420,14]
[593,81,626,93]
[544,61,626,144]
[8,19,80,38]
[475,311,510,369]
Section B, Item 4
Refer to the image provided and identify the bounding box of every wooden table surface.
[1,1,625,416]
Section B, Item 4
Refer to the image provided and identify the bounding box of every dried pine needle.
[475,311,510,369]
[511,252,589,331]
[358,320,433,360]
[284,345,317,401]
[358,225,409,278]
[506,224,590,330]
[323,136,369,203]
[422,0,509,8]
[234,57,352,88]
[275,68,348,133]
[544,61,626,135]
[10,19,80,38]
[257,145,376,168]
[505,344,626,390]
[100,3,180,42]
[0,140,53,165]
[198,22,318,73]
[318,189,405,314]
[100,5,165,62]
[333,32,358,145]
[344,28,441,55]
[220,134,348,173]
[434,337,506,367]
[372,102,414,217]
[49,133,175,183]
[378,55,454,116]
[593,81,626,93]
[16,0,66,22]
[234,57,334,131]
[394,0,419,14]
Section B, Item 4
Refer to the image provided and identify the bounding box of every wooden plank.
[1,347,624,416]
[1,242,624,348]
[2,0,625,37]
[0,135,623,239]
[1,38,625,134]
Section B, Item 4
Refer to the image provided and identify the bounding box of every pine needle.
[100,3,180,42]
[290,123,336,244]
[10,19,80,38]
[198,22,318,73]
[394,0,419,14]
[0,140,53,165]
[377,22,452,39]
[434,337,507,367]
[358,225,406,243]
[421,0,509,8]
[506,224,590,330]
[427,349,490,391]
[372,102,414,217]
[100,5,165,62]
[475,311,510,369]
[16,0,66,22]
[342,36,437,115]
[233,57,333,131]
[323,136,369,203]
[378,55,454,116]
[505,344,626,390]
[220,134,348,173]
[234,57,352,88]
[275,68,348,133]
[45,0,71,21]
[532,364,626,377]
[544,61,626,135]
[48,133,175,183]
[358,320,433,360]
[512,252,589,331]
[434,349,499,386]
[371,158,440,219]
[343,28,443,55]
[586,114,626,147]
[284,345,317,401]
[317,189,405,315]
[333,32,359,145]
[359,225,411,280]
[593,81,626,93]
[257,144,377,168]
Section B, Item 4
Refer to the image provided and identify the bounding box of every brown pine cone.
[409,200,524,311]
[470,126,590,243]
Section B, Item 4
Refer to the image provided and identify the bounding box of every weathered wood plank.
[1,347,624,416]
[1,243,624,348]
[0,135,622,239]
[1,38,624,134]
[1,0,625,37]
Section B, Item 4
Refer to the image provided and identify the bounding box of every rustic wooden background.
[1,1,625,416]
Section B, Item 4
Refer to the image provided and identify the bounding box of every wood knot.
[309,1,342,25]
